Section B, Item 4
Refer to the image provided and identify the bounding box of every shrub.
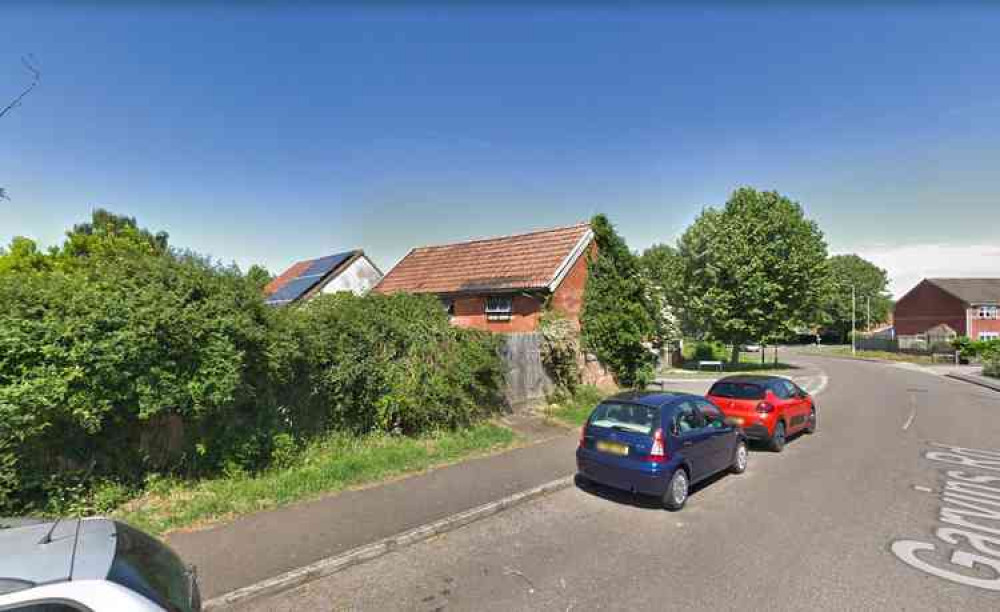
[538,309,581,394]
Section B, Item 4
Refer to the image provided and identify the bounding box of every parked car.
[576,391,748,511]
[706,375,816,452]
[0,517,200,612]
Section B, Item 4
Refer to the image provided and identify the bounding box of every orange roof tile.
[376,223,593,295]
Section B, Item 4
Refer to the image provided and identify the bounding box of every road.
[245,353,1000,611]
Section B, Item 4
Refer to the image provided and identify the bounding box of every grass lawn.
[803,346,936,365]
[116,422,516,536]
[664,352,797,375]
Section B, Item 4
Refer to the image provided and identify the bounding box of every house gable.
[894,279,969,336]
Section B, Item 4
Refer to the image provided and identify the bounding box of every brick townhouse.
[894,278,1000,342]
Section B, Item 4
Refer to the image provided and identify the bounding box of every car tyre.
[805,406,817,434]
[663,468,689,511]
[731,440,748,474]
[769,421,786,453]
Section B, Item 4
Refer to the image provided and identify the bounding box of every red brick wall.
[449,294,543,333]
[549,243,593,330]
[894,280,968,336]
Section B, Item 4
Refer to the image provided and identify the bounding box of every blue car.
[576,391,748,510]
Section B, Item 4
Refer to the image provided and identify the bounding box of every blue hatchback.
[576,391,748,510]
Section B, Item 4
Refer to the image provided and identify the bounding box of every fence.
[499,332,555,412]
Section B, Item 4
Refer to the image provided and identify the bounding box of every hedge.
[0,214,504,513]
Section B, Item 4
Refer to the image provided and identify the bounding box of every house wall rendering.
[319,255,383,297]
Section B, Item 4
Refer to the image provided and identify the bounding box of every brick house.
[264,250,383,306]
[894,278,1000,342]
[374,223,595,332]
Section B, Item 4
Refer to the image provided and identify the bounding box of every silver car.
[0,517,200,612]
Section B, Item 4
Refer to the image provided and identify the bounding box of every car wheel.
[663,469,689,511]
[731,441,748,474]
[805,406,817,434]
[769,421,786,453]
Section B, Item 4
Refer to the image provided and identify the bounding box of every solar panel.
[265,276,322,305]
[300,252,353,279]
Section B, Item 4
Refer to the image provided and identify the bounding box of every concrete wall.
[320,256,383,296]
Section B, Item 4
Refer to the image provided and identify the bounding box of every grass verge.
[803,346,935,365]
[545,385,612,427]
[115,422,516,537]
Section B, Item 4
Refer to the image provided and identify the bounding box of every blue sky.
[2,4,999,296]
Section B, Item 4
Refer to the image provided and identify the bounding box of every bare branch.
[0,55,41,121]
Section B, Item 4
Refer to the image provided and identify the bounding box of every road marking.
[902,407,917,431]
[809,373,829,397]
[914,485,933,493]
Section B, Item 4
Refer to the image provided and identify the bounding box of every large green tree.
[823,254,893,341]
[676,187,829,362]
[639,243,683,342]
[581,214,658,387]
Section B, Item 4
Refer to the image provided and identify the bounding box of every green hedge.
[0,214,504,513]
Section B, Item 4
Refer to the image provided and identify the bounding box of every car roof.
[603,390,699,408]
[713,374,785,385]
[0,517,117,594]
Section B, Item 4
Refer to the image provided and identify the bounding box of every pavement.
[239,352,1000,611]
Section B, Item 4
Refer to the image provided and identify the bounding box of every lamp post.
[852,285,857,356]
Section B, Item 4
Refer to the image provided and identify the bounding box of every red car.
[706,375,816,452]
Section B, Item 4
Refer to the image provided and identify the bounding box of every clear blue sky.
[3,4,999,295]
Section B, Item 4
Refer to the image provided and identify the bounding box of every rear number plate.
[596,441,629,456]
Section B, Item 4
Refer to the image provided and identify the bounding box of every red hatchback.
[706,375,816,452]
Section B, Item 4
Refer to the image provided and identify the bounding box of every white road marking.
[902,406,917,431]
[913,485,932,493]
[809,373,830,397]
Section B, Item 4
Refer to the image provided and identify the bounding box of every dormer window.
[485,296,513,321]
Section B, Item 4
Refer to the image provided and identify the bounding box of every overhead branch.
[0,55,41,121]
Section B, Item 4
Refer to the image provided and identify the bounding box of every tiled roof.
[927,278,1000,305]
[375,223,593,295]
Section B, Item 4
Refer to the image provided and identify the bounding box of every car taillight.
[645,428,668,463]
[756,401,775,414]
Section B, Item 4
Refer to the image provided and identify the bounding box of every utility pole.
[852,285,857,356]
[867,296,871,332]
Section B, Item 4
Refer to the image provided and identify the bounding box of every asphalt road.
[245,353,1000,611]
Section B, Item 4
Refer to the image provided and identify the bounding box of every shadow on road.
[574,470,735,511]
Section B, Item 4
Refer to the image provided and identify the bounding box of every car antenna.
[38,517,62,545]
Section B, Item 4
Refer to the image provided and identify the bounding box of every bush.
[689,340,727,362]
[538,310,581,394]
[0,212,506,514]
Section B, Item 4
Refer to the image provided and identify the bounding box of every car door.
[695,399,736,475]
[672,401,712,483]
[776,380,807,432]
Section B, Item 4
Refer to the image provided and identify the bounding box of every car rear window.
[708,382,765,400]
[107,522,196,612]
[588,403,658,435]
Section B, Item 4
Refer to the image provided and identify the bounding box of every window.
[674,401,705,434]
[485,296,513,321]
[108,522,197,612]
[980,332,1000,341]
[588,403,657,435]
[978,305,999,319]
[696,400,725,428]
[769,380,797,400]
[708,382,764,400]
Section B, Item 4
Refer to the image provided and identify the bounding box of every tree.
[61,208,170,259]
[675,187,829,363]
[1,56,41,202]
[640,243,684,342]
[823,254,893,341]
[581,214,658,387]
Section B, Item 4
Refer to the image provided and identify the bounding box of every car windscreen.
[708,382,765,400]
[588,403,658,435]
[107,522,196,612]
